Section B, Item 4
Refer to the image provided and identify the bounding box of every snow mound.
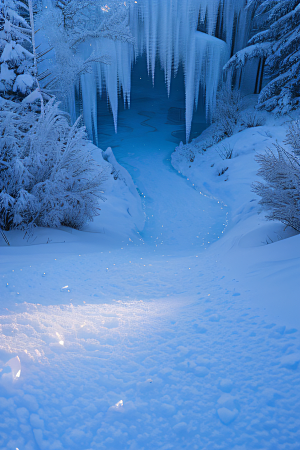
[171,99,300,326]
[1,146,144,247]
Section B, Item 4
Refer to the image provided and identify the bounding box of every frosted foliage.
[39,1,131,96]
[225,0,300,113]
[0,0,36,100]
[45,0,253,143]
[286,120,300,156]
[212,86,243,140]
[0,100,105,231]
[253,124,300,232]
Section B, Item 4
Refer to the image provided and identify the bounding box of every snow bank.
[86,145,145,235]
[0,146,144,247]
[0,99,299,450]
[171,98,300,326]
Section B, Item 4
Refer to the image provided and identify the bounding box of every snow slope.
[0,95,299,450]
[171,98,300,326]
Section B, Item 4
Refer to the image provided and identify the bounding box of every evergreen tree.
[0,0,106,232]
[0,0,36,101]
[225,0,300,113]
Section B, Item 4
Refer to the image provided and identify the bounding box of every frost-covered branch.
[223,43,271,71]
[253,122,300,232]
[0,99,105,230]
[1,0,107,231]
[286,120,300,156]
[38,0,134,101]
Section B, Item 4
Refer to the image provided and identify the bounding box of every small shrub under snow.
[216,144,234,160]
[211,86,243,142]
[285,120,300,156]
[253,121,300,232]
[241,112,265,129]
[0,100,105,231]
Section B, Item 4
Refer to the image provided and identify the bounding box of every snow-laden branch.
[224,43,271,71]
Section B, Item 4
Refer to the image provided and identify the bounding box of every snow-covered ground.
[171,97,300,327]
[0,93,299,450]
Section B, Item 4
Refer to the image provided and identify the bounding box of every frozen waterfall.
[69,0,254,143]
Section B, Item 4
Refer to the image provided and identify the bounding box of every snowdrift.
[171,98,300,326]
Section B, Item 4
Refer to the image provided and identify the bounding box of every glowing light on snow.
[56,332,64,346]
[108,399,124,412]
[61,285,70,293]
[101,5,110,12]
[4,356,21,380]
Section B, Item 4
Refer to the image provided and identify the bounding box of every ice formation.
[74,0,254,142]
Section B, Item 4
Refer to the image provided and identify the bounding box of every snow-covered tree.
[253,121,300,232]
[0,0,36,101]
[225,0,300,113]
[57,0,134,45]
[0,99,105,230]
[38,0,134,99]
[0,0,106,231]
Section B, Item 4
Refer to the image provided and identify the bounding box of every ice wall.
[77,0,254,143]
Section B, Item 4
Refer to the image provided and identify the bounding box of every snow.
[1,89,300,449]
[22,88,43,104]
[0,42,33,63]
[217,406,239,425]
[0,63,15,85]
[13,73,35,94]
[4,356,21,380]
[172,98,300,327]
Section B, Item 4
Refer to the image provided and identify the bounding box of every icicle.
[103,40,119,134]
[76,0,253,142]
[131,0,232,141]
[150,0,158,85]
[80,71,97,142]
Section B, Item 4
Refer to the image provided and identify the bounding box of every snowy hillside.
[171,98,300,326]
[1,0,300,449]
[1,94,300,450]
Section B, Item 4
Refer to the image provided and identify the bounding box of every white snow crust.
[0,96,299,449]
